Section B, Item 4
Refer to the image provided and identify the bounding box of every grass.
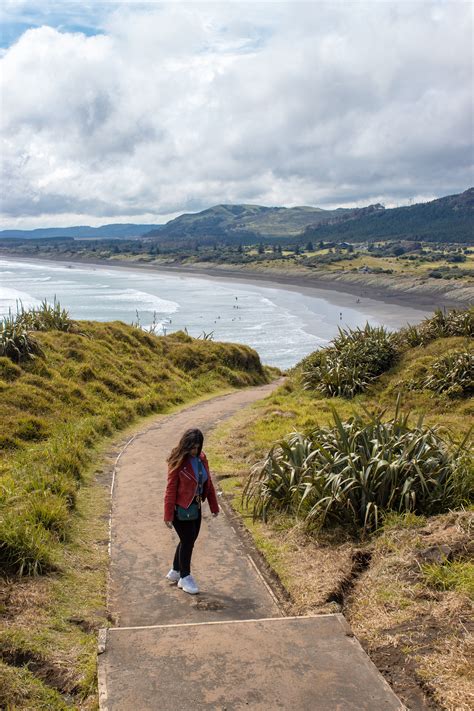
[422,560,474,598]
[0,316,272,709]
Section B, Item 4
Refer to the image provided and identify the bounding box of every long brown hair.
[167,428,204,471]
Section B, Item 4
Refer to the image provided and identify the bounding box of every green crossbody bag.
[176,501,199,521]
[176,461,204,521]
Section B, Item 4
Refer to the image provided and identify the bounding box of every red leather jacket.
[163,452,219,521]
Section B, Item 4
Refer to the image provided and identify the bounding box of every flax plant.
[243,403,471,535]
[423,351,473,398]
[0,313,43,362]
[302,323,397,398]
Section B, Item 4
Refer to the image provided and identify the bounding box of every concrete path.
[107,382,283,627]
[102,616,402,711]
[99,382,404,710]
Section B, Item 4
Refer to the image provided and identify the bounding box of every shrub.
[422,351,474,398]
[18,297,72,332]
[243,406,470,535]
[396,308,473,350]
[302,323,397,398]
[0,313,43,363]
[0,299,73,363]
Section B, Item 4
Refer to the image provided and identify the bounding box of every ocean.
[0,258,429,368]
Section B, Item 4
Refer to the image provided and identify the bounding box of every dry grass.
[348,511,473,711]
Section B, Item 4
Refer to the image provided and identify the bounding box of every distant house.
[358,265,371,273]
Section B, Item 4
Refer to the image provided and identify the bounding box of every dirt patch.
[0,647,79,696]
[325,550,372,608]
[0,575,51,626]
[369,643,440,711]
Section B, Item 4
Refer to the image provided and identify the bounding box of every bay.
[0,258,429,368]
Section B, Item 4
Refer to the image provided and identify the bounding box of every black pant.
[172,510,202,578]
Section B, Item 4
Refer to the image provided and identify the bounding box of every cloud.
[0,1,472,228]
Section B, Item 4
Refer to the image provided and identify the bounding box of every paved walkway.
[98,382,404,710]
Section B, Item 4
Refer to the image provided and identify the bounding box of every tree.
[306,240,314,251]
[319,240,324,250]
[258,243,265,254]
[392,246,405,256]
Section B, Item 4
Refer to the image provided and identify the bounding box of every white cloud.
[0,1,472,228]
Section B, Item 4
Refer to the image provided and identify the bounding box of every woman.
[163,428,219,594]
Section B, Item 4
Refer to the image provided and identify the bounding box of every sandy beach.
[0,252,440,326]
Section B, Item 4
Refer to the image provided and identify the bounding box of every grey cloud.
[0,1,472,227]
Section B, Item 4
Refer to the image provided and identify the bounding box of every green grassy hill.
[144,203,350,244]
[0,313,271,709]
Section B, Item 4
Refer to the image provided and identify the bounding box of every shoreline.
[0,252,440,324]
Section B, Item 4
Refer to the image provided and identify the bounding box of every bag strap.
[197,459,204,494]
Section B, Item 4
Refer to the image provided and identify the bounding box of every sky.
[0,1,473,229]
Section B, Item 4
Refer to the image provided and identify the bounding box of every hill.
[0,223,161,240]
[144,203,350,244]
[2,189,472,247]
[303,188,474,244]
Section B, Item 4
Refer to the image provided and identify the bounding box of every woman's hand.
[164,520,173,529]
[212,512,219,518]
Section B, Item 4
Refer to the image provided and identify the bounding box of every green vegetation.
[302,324,397,398]
[396,306,473,347]
[1,298,73,363]
[0,312,43,362]
[303,187,474,244]
[0,302,271,708]
[245,310,473,535]
[244,405,469,534]
[421,351,473,398]
[1,311,268,572]
[422,560,474,598]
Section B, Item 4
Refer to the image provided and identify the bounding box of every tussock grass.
[421,350,473,398]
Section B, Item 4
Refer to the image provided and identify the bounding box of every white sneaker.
[166,569,180,583]
[177,575,199,595]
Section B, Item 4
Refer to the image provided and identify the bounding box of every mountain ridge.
[1,188,472,244]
